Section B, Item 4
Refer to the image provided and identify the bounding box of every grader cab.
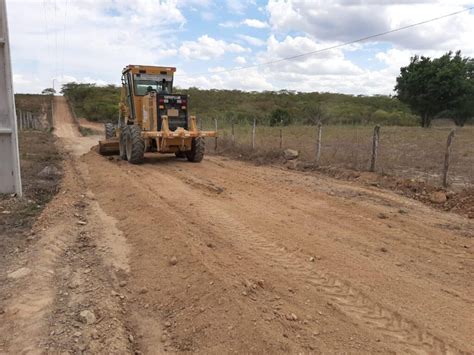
[99,65,216,163]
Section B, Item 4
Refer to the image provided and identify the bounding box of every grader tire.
[175,151,186,159]
[126,125,145,164]
[186,137,205,163]
[104,123,115,139]
[119,126,129,160]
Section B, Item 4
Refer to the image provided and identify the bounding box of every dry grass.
[210,124,474,188]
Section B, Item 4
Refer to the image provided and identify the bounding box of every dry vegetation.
[0,130,62,280]
[211,123,474,188]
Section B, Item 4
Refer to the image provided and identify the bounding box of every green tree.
[269,108,291,126]
[41,87,56,95]
[395,51,474,127]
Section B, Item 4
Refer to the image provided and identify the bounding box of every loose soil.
[1,96,473,354]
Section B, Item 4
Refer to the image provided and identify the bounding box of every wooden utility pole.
[370,125,380,172]
[442,129,455,188]
[0,0,22,196]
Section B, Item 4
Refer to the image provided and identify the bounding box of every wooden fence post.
[18,110,22,130]
[370,125,380,172]
[279,128,283,149]
[214,118,218,151]
[442,129,455,188]
[315,122,322,165]
[251,117,256,150]
[231,122,235,143]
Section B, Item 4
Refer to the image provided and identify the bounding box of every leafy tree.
[269,108,291,126]
[41,87,56,95]
[395,51,474,127]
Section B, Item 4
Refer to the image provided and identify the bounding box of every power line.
[60,0,69,84]
[178,6,474,77]
[42,0,53,82]
[54,0,58,81]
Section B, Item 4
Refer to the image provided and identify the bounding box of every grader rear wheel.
[104,123,115,139]
[126,125,145,164]
[186,137,205,162]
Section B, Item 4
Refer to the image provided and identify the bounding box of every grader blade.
[99,138,119,155]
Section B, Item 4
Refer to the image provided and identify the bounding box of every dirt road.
[2,96,473,354]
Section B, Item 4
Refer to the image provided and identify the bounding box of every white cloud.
[179,35,249,61]
[7,0,474,95]
[219,21,239,28]
[242,19,269,29]
[258,35,363,76]
[225,0,255,14]
[8,0,186,93]
[176,67,273,91]
[237,34,266,47]
[267,0,474,53]
[220,19,270,29]
[13,74,32,86]
[235,56,247,64]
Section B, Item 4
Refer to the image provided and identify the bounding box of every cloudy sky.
[6,0,474,95]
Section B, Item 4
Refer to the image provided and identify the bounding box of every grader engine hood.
[158,94,188,131]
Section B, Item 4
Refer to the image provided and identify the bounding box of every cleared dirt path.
[2,96,472,354]
[84,151,473,354]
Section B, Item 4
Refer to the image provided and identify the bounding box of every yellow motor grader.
[99,65,216,163]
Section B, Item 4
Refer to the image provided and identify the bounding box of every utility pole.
[0,0,22,196]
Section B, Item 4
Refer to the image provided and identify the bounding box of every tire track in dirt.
[163,163,473,281]
[81,150,473,353]
[117,160,469,354]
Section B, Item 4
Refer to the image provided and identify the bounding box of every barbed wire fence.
[206,118,473,189]
[16,110,44,130]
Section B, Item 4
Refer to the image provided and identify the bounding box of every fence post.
[442,129,455,188]
[279,128,283,149]
[231,122,235,144]
[18,109,22,130]
[214,118,218,151]
[315,122,322,165]
[251,117,256,150]
[370,125,380,172]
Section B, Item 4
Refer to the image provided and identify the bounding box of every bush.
[269,109,291,126]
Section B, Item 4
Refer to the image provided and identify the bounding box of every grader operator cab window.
[133,73,172,95]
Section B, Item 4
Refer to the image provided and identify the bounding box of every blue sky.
[6,0,474,95]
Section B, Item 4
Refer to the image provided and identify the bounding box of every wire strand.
[60,0,69,84]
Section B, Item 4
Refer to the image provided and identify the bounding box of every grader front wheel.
[186,137,205,162]
[119,126,129,160]
[126,125,145,164]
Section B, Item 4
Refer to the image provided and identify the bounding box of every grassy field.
[210,122,474,188]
